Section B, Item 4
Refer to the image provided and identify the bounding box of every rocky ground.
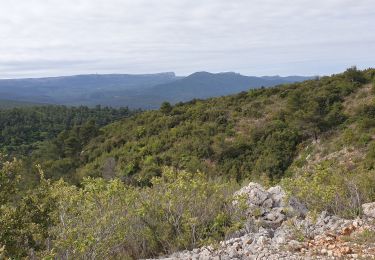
[149,183,375,260]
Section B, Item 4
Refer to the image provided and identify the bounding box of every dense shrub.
[282,163,375,218]
[344,66,367,84]
[0,167,243,259]
[0,160,55,258]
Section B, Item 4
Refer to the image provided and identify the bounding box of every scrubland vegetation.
[1,67,375,258]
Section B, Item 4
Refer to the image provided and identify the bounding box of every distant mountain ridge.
[0,72,178,104]
[148,72,313,103]
[0,72,313,109]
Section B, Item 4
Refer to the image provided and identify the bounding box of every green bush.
[282,163,375,218]
[41,168,242,259]
[344,66,367,84]
[364,142,375,170]
[1,159,244,259]
[0,162,56,258]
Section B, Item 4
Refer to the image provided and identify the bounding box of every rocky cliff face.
[149,183,375,260]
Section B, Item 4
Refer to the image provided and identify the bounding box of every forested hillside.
[61,67,374,185]
[0,105,134,156]
[1,67,375,259]
[0,99,47,109]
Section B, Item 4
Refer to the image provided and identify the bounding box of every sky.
[0,0,374,78]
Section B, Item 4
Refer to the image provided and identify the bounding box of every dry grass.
[343,84,373,116]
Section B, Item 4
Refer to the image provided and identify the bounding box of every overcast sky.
[0,0,374,78]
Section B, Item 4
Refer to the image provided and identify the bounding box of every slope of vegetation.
[1,67,375,259]
[57,67,373,186]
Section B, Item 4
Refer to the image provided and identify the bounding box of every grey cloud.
[0,0,374,78]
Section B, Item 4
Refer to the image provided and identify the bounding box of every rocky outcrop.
[149,183,375,260]
[160,214,375,259]
[233,182,307,229]
[362,202,375,218]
